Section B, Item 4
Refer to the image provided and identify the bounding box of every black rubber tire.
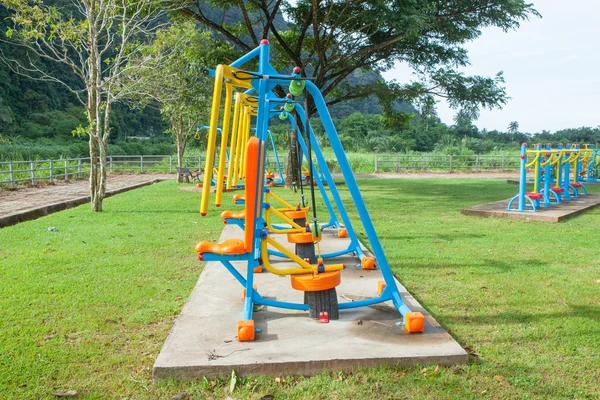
[293,217,306,227]
[295,242,316,263]
[305,288,339,320]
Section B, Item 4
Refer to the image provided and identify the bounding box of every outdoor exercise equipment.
[508,143,591,212]
[194,40,424,341]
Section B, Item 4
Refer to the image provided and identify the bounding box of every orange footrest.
[377,280,386,296]
[221,210,245,220]
[194,239,245,255]
[283,210,307,220]
[291,271,341,292]
[337,228,348,238]
[287,231,321,244]
[404,312,425,333]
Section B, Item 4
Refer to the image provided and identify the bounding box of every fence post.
[395,154,399,172]
[422,154,426,172]
[169,156,173,173]
[9,161,15,189]
[449,155,453,173]
[501,155,505,172]
[77,158,82,178]
[374,154,378,172]
[198,155,202,172]
[475,155,480,172]
[49,160,54,183]
[140,155,144,173]
[109,156,113,173]
[30,161,36,186]
[65,160,69,182]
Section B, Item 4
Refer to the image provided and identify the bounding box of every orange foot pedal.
[337,228,348,238]
[377,280,386,296]
[404,312,425,333]
[237,320,255,341]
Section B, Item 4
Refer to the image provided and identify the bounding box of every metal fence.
[374,154,520,173]
[1,153,519,189]
[0,155,288,189]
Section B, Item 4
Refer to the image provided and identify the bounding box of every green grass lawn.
[1,179,599,399]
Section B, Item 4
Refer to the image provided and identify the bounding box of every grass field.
[1,179,599,399]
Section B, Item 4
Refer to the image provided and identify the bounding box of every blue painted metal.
[197,40,422,329]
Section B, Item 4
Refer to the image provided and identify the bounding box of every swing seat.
[526,192,543,200]
[283,210,308,220]
[288,232,322,244]
[221,210,246,220]
[195,239,245,255]
[550,187,564,193]
[266,172,275,179]
[571,183,582,188]
[232,194,245,202]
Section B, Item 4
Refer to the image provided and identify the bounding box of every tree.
[175,0,538,180]
[125,21,234,181]
[176,1,537,113]
[1,0,168,211]
[507,121,520,143]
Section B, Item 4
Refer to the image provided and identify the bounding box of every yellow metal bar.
[222,65,254,89]
[200,64,224,216]
[525,152,540,169]
[234,108,247,184]
[265,207,305,234]
[241,108,251,178]
[261,237,344,275]
[226,93,242,191]
[269,191,298,211]
[215,83,233,206]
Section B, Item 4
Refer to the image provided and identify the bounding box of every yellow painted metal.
[260,237,344,275]
[222,65,254,89]
[226,93,242,191]
[234,107,247,187]
[241,108,251,179]
[200,64,224,216]
[265,207,305,234]
[215,83,233,206]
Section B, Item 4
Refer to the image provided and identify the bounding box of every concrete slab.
[0,177,165,228]
[154,225,467,380]
[506,179,600,186]
[461,193,600,222]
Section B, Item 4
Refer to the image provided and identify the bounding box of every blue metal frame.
[199,40,418,329]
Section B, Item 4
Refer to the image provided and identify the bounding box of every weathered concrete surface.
[154,225,467,380]
[461,193,600,222]
[506,179,600,186]
[0,174,171,228]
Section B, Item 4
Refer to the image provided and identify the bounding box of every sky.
[382,0,600,134]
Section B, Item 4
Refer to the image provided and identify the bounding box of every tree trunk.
[177,136,184,183]
[88,135,99,211]
[285,129,301,188]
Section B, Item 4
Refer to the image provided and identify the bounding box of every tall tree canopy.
[177,0,539,117]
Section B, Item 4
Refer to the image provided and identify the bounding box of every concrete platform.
[461,193,600,222]
[0,177,165,228]
[153,225,467,380]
